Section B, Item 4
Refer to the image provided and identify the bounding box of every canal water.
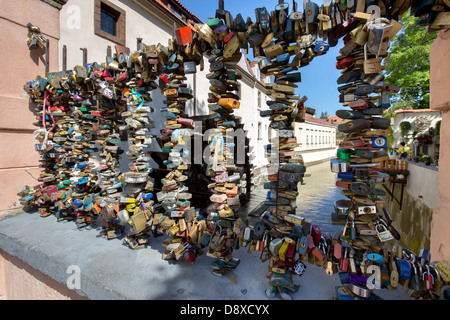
[245,159,344,235]
[296,160,344,234]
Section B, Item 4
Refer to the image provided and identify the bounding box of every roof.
[153,0,203,27]
[328,116,346,125]
[170,0,203,23]
[305,114,335,127]
[237,51,266,87]
[394,108,441,114]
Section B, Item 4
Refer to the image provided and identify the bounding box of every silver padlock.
[376,222,393,242]
[367,18,392,57]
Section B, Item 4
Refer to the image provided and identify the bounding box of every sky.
[182,0,344,117]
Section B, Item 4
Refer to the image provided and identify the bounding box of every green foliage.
[384,12,438,109]
[399,121,412,137]
[436,120,441,136]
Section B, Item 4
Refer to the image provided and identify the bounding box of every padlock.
[423,265,435,291]
[269,237,284,256]
[430,264,444,296]
[275,2,289,30]
[255,7,271,33]
[375,221,393,242]
[265,43,285,57]
[297,236,308,255]
[234,13,246,32]
[278,240,290,261]
[183,61,196,74]
[363,43,382,74]
[311,246,325,261]
[313,41,330,54]
[367,18,392,57]
[305,1,319,25]
[408,262,422,292]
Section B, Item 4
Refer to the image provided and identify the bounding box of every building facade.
[294,114,337,165]
[0,0,274,213]
[0,0,67,215]
[392,108,442,161]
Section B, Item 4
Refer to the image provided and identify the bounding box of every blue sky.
[182,0,344,117]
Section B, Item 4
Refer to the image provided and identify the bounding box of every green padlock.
[207,18,222,29]
[337,148,355,160]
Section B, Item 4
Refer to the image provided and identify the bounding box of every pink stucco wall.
[0,0,61,215]
[430,29,450,262]
[0,250,87,300]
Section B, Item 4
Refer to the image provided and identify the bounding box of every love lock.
[350,182,371,196]
[376,222,394,242]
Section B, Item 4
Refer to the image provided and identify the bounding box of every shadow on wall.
[29,46,46,67]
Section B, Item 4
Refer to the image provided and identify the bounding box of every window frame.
[94,0,126,46]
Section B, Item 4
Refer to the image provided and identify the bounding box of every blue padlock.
[338,172,354,181]
[367,253,385,264]
[314,41,330,53]
[77,177,88,185]
[276,53,290,66]
[397,259,412,280]
[372,136,388,148]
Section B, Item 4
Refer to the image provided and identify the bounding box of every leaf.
[384,12,438,109]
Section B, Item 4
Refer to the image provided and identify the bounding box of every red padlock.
[286,243,296,263]
[184,250,196,263]
[423,265,435,291]
[306,235,314,253]
[137,79,145,87]
[311,225,321,245]
[223,32,235,43]
[159,74,169,83]
[348,99,369,110]
[336,57,355,70]
[340,246,349,272]
[311,247,325,261]
[334,242,343,260]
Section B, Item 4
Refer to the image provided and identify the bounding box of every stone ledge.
[0,211,411,300]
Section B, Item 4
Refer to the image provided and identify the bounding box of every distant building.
[294,114,337,165]
[393,108,442,159]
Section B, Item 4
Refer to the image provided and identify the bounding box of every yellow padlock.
[218,98,240,110]
[278,240,290,261]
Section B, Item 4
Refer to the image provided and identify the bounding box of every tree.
[384,12,438,109]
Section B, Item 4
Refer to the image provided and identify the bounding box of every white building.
[294,114,337,165]
[392,108,442,159]
[234,55,272,176]
[57,0,273,186]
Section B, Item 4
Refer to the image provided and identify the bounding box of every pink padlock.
[160,128,173,137]
[178,117,193,127]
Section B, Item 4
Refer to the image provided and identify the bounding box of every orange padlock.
[226,186,238,196]
[218,98,240,110]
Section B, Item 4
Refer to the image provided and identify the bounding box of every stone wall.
[430,29,450,262]
[381,162,439,255]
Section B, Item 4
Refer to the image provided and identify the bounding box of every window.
[101,9,117,36]
[257,122,262,140]
[257,91,261,109]
[95,0,126,46]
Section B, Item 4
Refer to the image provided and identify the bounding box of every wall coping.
[0,211,411,300]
